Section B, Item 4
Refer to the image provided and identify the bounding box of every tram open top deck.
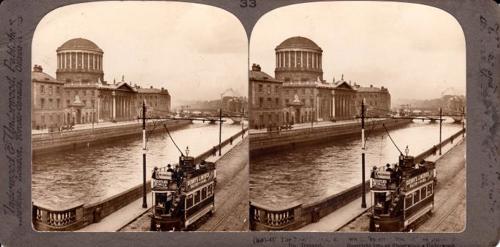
[370,154,437,232]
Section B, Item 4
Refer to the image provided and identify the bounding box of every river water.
[32,121,243,208]
[249,119,463,208]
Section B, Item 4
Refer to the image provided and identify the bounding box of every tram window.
[186,194,193,209]
[405,195,413,209]
[194,191,201,204]
[413,191,420,204]
[421,187,427,200]
[208,184,213,195]
[427,184,433,196]
[202,187,207,200]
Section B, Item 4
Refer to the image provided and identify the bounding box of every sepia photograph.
[31,1,249,232]
[248,2,466,232]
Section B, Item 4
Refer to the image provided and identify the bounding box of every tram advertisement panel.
[186,171,215,191]
[404,170,433,191]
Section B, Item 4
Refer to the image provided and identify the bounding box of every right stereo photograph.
[248,1,466,232]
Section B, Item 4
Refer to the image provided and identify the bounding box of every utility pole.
[439,107,442,155]
[142,100,147,208]
[462,106,465,136]
[361,98,367,208]
[219,108,222,156]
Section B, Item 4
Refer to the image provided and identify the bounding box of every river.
[32,121,243,208]
[249,119,463,208]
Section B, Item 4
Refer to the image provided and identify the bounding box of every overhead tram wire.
[163,124,185,157]
[383,124,403,155]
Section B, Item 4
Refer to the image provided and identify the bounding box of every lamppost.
[141,100,147,208]
[361,98,367,208]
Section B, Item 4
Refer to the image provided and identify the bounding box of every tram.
[369,150,437,232]
[150,148,216,231]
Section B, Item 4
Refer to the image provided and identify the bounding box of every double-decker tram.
[150,147,216,231]
[369,149,437,232]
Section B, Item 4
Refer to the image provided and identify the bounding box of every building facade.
[32,38,171,130]
[354,84,391,117]
[249,36,390,129]
[249,64,283,129]
[31,65,65,130]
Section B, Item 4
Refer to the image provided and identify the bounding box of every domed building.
[274,36,323,82]
[56,38,104,84]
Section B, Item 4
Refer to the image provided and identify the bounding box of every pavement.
[77,136,246,232]
[249,118,373,134]
[32,119,145,135]
[338,139,466,232]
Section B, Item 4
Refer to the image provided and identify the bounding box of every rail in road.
[249,128,465,231]
[32,128,248,231]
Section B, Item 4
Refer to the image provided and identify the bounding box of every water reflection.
[32,122,242,208]
[249,120,463,208]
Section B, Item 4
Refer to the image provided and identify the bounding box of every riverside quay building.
[249,36,391,129]
[31,38,171,130]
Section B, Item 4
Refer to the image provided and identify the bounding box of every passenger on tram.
[385,163,393,172]
[152,166,158,179]
[370,166,378,178]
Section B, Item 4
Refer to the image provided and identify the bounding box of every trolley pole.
[439,107,442,155]
[361,99,367,208]
[219,108,222,156]
[142,100,147,208]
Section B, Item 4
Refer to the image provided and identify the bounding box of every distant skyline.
[32,2,247,103]
[250,2,466,101]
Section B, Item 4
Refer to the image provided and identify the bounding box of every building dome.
[276,36,322,51]
[57,38,103,53]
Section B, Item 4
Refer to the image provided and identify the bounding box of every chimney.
[251,63,261,71]
[370,84,373,88]
[150,86,153,89]
[33,65,43,72]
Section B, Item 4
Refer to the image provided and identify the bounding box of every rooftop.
[57,38,103,53]
[276,36,322,51]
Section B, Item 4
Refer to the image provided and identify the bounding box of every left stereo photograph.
[31,1,249,232]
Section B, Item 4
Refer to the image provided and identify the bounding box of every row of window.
[39,85,61,95]
[185,183,214,209]
[404,183,433,209]
[257,97,280,108]
[39,98,97,109]
[257,84,279,94]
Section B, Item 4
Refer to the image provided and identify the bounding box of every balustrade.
[250,202,301,230]
[33,204,83,230]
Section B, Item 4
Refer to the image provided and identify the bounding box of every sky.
[32,2,248,103]
[250,2,466,101]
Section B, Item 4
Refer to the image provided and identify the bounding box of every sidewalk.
[32,119,144,135]
[249,118,387,134]
[297,192,372,232]
[77,136,245,232]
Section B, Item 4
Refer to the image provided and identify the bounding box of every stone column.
[332,94,335,118]
[97,96,100,122]
[112,91,116,121]
[288,51,291,68]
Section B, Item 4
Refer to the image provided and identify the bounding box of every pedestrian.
[152,166,158,179]
[385,163,393,172]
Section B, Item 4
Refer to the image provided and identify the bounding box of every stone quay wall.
[32,120,191,156]
[250,118,413,155]
[32,128,248,231]
[249,128,466,231]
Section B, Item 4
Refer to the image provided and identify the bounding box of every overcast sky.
[250,2,466,101]
[32,2,247,103]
